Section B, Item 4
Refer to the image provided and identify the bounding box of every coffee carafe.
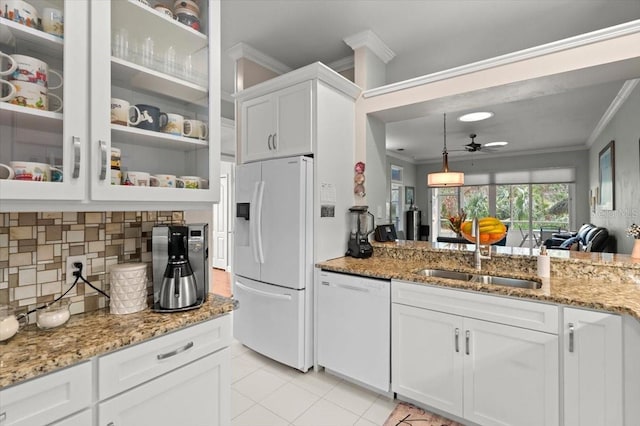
[159,226,198,310]
[346,206,375,258]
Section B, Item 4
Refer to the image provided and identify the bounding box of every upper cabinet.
[0,0,88,203]
[0,0,220,211]
[241,81,312,163]
[236,63,360,165]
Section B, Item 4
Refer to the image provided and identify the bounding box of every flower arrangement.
[627,223,640,239]
[447,210,467,235]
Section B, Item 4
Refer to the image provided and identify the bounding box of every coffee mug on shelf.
[10,161,50,181]
[199,178,209,189]
[132,104,168,132]
[150,174,176,188]
[0,51,18,76]
[183,119,207,140]
[111,169,122,185]
[0,163,14,180]
[0,79,17,102]
[10,54,63,89]
[0,0,40,28]
[176,175,200,189]
[111,98,142,126]
[50,166,63,182]
[42,8,63,38]
[123,171,150,186]
[163,113,183,136]
[7,80,62,112]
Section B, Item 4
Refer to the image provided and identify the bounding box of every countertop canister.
[109,263,148,314]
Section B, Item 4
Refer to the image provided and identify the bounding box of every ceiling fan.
[451,134,505,153]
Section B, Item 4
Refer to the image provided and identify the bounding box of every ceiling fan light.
[484,141,508,147]
[458,111,494,122]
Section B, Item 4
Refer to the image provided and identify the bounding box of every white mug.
[183,119,208,140]
[176,175,200,189]
[150,174,176,188]
[111,98,142,126]
[10,54,63,89]
[6,80,62,112]
[42,8,63,38]
[111,169,122,185]
[123,171,149,186]
[10,161,51,181]
[0,51,17,76]
[163,113,183,136]
[0,163,14,179]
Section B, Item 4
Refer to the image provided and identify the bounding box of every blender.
[346,206,375,258]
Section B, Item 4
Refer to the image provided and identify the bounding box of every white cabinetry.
[392,281,559,426]
[563,307,622,426]
[1,0,221,210]
[0,362,92,426]
[241,81,312,163]
[0,0,88,204]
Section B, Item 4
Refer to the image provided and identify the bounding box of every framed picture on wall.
[405,186,415,205]
[598,140,615,210]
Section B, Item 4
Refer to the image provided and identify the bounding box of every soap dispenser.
[537,245,550,278]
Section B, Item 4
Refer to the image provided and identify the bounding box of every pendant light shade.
[427,113,464,187]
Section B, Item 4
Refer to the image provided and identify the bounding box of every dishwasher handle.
[321,281,371,293]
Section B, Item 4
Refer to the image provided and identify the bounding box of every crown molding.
[364,19,640,98]
[328,56,354,73]
[343,30,395,64]
[586,78,639,147]
[226,42,292,75]
[386,151,417,164]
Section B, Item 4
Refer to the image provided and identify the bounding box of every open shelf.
[111,57,208,105]
[111,124,208,151]
[0,17,64,56]
[0,102,63,131]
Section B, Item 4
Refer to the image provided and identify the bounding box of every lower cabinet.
[392,280,559,426]
[563,307,622,426]
[98,348,230,426]
[50,410,93,426]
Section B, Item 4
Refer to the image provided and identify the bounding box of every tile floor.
[230,340,397,426]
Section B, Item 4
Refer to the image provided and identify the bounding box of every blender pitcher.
[346,206,375,258]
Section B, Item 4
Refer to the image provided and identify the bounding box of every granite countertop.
[317,242,640,321]
[0,294,236,389]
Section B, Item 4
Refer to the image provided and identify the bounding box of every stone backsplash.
[0,211,185,321]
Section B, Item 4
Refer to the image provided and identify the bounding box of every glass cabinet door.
[0,0,88,204]
[89,0,220,204]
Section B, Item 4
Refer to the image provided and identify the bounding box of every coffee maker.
[152,224,208,312]
[346,206,375,258]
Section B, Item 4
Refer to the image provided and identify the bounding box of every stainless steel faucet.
[472,217,491,270]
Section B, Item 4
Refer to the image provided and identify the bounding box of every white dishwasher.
[317,270,390,393]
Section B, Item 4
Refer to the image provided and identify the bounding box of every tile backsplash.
[0,211,185,320]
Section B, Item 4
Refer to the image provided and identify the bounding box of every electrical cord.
[20,263,109,318]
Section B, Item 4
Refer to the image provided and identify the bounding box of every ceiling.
[220,1,640,160]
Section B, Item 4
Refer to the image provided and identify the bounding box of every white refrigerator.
[233,156,314,372]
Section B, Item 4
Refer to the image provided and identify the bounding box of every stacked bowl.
[174,0,200,31]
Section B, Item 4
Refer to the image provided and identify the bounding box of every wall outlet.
[66,255,87,284]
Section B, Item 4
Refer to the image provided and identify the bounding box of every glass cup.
[141,36,154,69]
[112,28,129,59]
[164,45,177,76]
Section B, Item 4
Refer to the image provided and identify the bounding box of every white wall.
[589,84,640,255]
[365,115,387,224]
[415,149,590,232]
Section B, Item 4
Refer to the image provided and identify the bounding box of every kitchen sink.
[470,275,542,289]
[414,269,475,281]
[414,268,542,289]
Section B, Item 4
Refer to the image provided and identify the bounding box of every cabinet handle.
[99,140,107,180]
[455,328,460,353]
[267,134,273,150]
[106,423,114,426]
[272,132,277,149]
[0,412,6,422]
[157,341,194,360]
[569,323,575,353]
[72,136,81,178]
[465,330,470,355]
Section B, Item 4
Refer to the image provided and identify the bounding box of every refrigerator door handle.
[255,180,265,264]
[236,281,292,301]
[250,182,260,263]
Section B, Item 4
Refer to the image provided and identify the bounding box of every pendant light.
[427,113,464,187]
